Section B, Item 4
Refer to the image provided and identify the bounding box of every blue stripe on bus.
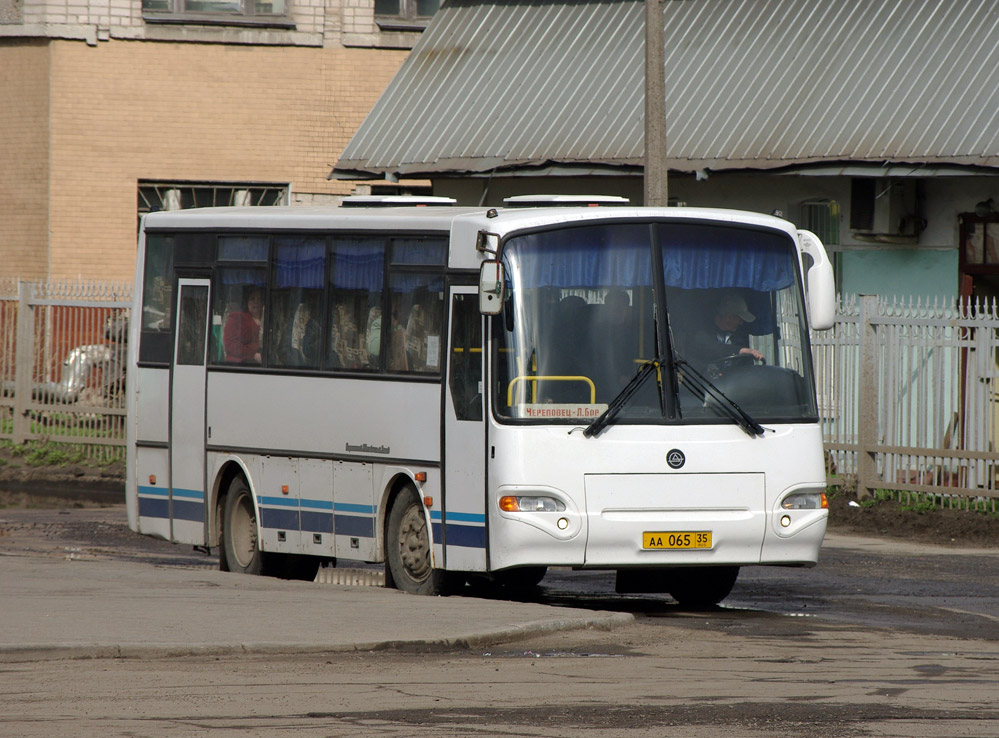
[138,485,204,501]
[334,502,376,515]
[172,488,205,501]
[301,498,334,511]
[138,496,169,519]
[434,521,486,549]
[334,514,375,538]
[257,495,300,508]
[301,510,334,534]
[173,499,206,522]
[430,510,486,524]
[261,507,300,530]
[138,486,204,521]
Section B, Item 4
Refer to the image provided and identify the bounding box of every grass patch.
[857,489,895,508]
[23,445,86,467]
[1,440,122,469]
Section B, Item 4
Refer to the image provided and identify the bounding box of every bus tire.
[222,476,268,576]
[386,487,447,596]
[273,554,320,582]
[666,566,739,609]
[494,566,548,591]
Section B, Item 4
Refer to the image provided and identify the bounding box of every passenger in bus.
[223,286,264,364]
[365,306,382,366]
[388,304,410,371]
[330,303,361,368]
[289,301,320,367]
[593,289,640,399]
[685,292,763,371]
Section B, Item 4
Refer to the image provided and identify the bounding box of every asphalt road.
[2,503,999,737]
[3,503,998,640]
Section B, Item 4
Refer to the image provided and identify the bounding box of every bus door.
[169,278,211,545]
[442,286,487,571]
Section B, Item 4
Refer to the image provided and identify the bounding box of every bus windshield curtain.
[503,223,795,293]
[659,224,795,292]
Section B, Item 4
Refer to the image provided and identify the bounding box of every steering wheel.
[709,353,763,377]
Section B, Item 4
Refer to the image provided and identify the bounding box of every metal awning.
[332,0,999,181]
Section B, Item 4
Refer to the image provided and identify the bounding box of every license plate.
[642,531,712,549]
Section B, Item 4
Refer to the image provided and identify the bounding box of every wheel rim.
[230,491,258,570]
[396,501,431,583]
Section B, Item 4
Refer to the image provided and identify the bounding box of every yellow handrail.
[508,375,596,406]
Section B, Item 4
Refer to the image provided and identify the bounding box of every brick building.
[0,0,433,280]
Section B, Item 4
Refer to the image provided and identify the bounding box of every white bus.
[126,196,835,606]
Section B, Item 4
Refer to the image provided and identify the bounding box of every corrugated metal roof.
[332,0,999,179]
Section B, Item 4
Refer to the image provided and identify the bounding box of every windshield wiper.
[673,355,766,438]
[583,360,662,438]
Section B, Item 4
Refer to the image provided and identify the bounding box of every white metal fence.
[0,278,132,459]
[813,295,999,504]
[3,279,998,501]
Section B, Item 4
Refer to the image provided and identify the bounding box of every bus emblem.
[666,449,685,469]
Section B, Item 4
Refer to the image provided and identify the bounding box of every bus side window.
[269,238,324,369]
[138,235,175,364]
[214,274,266,365]
[449,293,482,421]
[388,280,444,373]
[327,238,384,371]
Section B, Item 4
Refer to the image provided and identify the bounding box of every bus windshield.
[493,220,818,426]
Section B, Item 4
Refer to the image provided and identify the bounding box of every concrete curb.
[0,612,635,663]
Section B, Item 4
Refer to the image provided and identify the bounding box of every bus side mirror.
[797,230,836,330]
[479,260,505,315]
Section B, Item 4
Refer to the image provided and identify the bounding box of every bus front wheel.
[386,487,447,596]
[222,477,267,576]
[666,566,740,609]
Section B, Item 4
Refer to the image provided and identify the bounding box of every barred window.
[141,0,291,23]
[374,0,439,29]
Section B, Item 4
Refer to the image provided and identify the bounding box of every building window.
[800,198,840,247]
[374,0,439,29]
[138,181,289,225]
[141,0,291,25]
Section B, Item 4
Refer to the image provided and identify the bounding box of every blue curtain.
[659,224,795,291]
[504,224,652,288]
[503,222,796,292]
[274,238,325,289]
[331,240,385,291]
[393,238,448,266]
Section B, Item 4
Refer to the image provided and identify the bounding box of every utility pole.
[644,0,668,206]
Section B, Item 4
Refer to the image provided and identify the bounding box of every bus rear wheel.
[222,476,267,576]
[386,487,447,595]
[666,566,740,609]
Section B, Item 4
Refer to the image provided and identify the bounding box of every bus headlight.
[781,491,828,510]
[499,496,566,512]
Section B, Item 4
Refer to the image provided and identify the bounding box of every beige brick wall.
[42,38,407,280]
[0,41,50,280]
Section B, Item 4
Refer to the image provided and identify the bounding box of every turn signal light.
[499,496,519,512]
[499,496,565,512]
[781,490,828,510]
